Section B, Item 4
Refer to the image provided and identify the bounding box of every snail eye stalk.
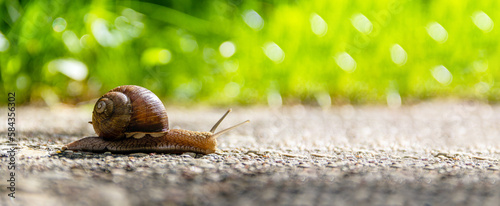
[212,120,250,139]
[209,108,249,138]
[210,109,232,133]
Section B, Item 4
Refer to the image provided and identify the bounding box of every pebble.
[181,152,196,158]
[472,156,491,161]
[247,150,260,154]
[424,165,435,170]
[281,153,303,158]
[298,163,311,168]
[487,165,499,171]
[390,163,402,168]
[311,153,334,158]
[247,153,258,158]
[403,156,418,159]
[111,168,126,176]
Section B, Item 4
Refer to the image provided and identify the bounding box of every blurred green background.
[1,0,499,106]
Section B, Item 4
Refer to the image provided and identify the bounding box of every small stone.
[472,156,488,160]
[199,163,216,169]
[434,152,448,157]
[182,152,196,158]
[281,153,298,158]
[281,153,305,158]
[298,163,311,168]
[311,153,334,158]
[225,157,238,165]
[403,155,419,160]
[390,163,402,168]
[190,166,203,173]
[487,165,499,171]
[438,156,448,160]
[248,153,258,157]
[111,168,126,176]
[424,165,435,170]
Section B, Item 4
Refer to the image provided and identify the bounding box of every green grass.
[1,0,500,106]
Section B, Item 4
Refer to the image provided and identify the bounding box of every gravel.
[2,101,500,205]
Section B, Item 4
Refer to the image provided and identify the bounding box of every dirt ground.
[2,101,500,205]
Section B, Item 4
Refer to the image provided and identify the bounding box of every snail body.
[63,85,249,154]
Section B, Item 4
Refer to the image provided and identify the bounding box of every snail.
[62,85,249,154]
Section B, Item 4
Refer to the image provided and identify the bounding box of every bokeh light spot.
[48,59,88,81]
[473,60,488,73]
[52,17,67,32]
[426,22,448,43]
[7,5,20,22]
[475,82,490,94]
[390,44,407,66]
[0,32,10,52]
[267,91,282,108]
[114,10,144,38]
[174,81,201,100]
[62,30,82,53]
[78,34,89,48]
[6,57,21,75]
[122,8,143,21]
[224,60,239,73]
[334,52,356,73]
[141,48,172,65]
[92,19,122,47]
[67,81,84,96]
[16,74,30,91]
[310,13,328,37]
[472,11,494,32]
[115,16,130,30]
[431,65,452,85]
[203,47,217,64]
[180,35,198,53]
[243,10,264,31]
[351,13,372,35]
[41,88,60,107]
[263,42,285,63]
[219,41,236,58]
[224,82,241,98]
[158,49,172,64]
[387,91,402,109]
[315,92,331,109]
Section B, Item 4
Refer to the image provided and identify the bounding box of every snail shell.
[92,85,169,140]
[62,85,249,154]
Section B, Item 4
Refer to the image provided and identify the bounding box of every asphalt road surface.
[1,101,500,205]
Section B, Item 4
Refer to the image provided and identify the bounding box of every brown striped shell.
[91,85,169,140]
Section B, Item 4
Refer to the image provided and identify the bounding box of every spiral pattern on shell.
[91,85,169,140]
